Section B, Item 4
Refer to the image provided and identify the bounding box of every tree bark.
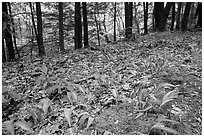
[159,2,173,31]
[125,2,129,38]
[58,2,65,53]
[154,2,164,31]
[2,2,15,61]
[176,2,182,30]
[114,2,117,42]
[189,3,195,27]
[125,2,132,39]
[82,2,89,48]
[134,3,140,34]
[36,2,45,56]
[103,14,107,32]
[181,2,191,31]
[143,2,148,34]
[75,2,82,49]
[170,2,175,30]
[195,2,202,28]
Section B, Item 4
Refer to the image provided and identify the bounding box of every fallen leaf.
[64,108,73,127]
[15,120,33,132]
[3,120,15,135]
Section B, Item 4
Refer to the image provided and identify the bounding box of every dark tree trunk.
[125,2,129,38]
[176,2,182,30]
[159,2,173,31]
[82,2,89,48]
[125,2,133,39]
[134,3,140,34]
[154,2,164,31]
[36,2,45,56]
[103,14,107,32]
[129,2,133,35]
[2,2,15,61]
[58,2,65,53]
[114,2,117,42]
[170,2,175,30]
[195,2,202,28]
[74,2,82,49]
[181,2,191,31]
[189,3,195,27]
[143,2,148,34]
[95,14,101,46]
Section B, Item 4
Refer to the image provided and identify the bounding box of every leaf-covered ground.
[2,31,202,135]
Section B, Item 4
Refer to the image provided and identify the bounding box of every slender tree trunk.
[95,14,100,46]
[113,2,117,42]
[181,2,191,31]
[129,2,133,36]
[143,2,148,34]
[58,2,65,53]
[189,3,195,27]
[154,2,164,31]
[74,2,82,49]
[195,2,202,28]
[2,2,15,61]
[176,2,182,30]
[103,14,107,32]
[170,2,175,30]
[134,3,140,34]
[36,2,45,56]
[82,2,89,48]
[125,2,132,39]
[125,2,129,38]
[159,2,173,31]
[118,12,125,31]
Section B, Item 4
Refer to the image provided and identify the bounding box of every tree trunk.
[195,2,202,28]
[134,3,140,34]
[103,14,107,32]
[58,2,65,53]
[125,2,129,38]
[82,2,89,48]
[143,2,148,34]
[75,2,82,49]
[114,2,117,42]
[154,2,164,31]
[95,14,100,46]
[129,2,133,36]
[181,2,191,31]
[125,2,132,39]
[189,3,195,27]
[36,2,45,56]
[170,2,175,30]
[2,2,15,61]
[176,2,182,30]
[159,2,173,31]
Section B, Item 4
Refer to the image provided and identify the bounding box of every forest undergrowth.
[2,31,202,135]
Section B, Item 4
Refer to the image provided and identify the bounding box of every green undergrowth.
[2,31,202,135]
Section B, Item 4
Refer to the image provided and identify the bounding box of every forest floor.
[2,31,202,135]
